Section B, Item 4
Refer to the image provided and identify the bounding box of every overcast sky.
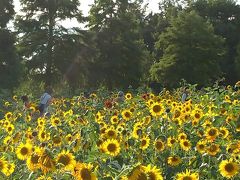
[13,0,240,28]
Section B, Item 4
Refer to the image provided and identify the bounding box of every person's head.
[118,91,124,97]
[45,86,53,95]
[21,95,28,102]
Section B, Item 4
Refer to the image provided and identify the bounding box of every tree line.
[1,0,240,92]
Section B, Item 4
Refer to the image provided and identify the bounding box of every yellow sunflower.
[219,160,239,178]
[150,102,164,117]
[219,127,229,139]
[143,164,163,180]
[104,128,117,139]
[180,139,192,151]
[16,142,32,160]
[39,152,56,174]
[167,155,182,166]
[56,150,76,171]
[178,132,187,141]
[121,109,132,121]
[110,115,119,125]
[0,157,8,173]
[196,140,206,154]
[72,162,97,180]
[101,139,120,157]
[125,93,132,100]
[154,139,165,152]
[176,169,199,180]
[205,127,219,141]
[167,137,178,148]
[207,144,220,156]
[2,162,15,176]
[51,117,61,127]
[140,136,150,150]
[38,129,50,142]
[26,148,43,171]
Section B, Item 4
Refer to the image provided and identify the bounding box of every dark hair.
[45,87,53,94]
[21,95,28,102]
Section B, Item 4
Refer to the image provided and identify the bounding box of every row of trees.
[1,0,240,91]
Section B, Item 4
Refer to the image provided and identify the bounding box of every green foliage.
[190,0,240,84]
[88,0,151,89]
[150,11,225,88]
[0,0,15,28]
[15,0,85,86]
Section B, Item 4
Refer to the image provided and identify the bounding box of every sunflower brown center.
[183,141,189,146]
[225,163,234,172]
[153,105,161,113]
[155,141,163,149]
[125,112,131,118]
[209,129,217,136]
[107,143,117,152]
[142,140,147,146]
[195,113,200,119]
[31,155,39,164]
[81,168,91,180]
[58,155,70,166]
[20,147,28,155]
[108,130,115,137]
[183,177,192,180]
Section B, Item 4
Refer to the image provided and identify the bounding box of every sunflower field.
[0,82,240,180]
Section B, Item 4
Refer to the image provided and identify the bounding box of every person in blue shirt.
[38,87,53,116]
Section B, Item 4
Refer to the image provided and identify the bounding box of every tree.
[0,0,21,90]
[190,0,240,84]
[15,0,84,87]
[88,0,150,89]
[150,11,225,88]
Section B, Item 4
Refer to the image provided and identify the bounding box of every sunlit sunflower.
[167,155,182,166]
[205,127,219,141]
[0,157,7,173]
[196,140,206,154]
[129,165,148,180]
[38,129,50,142]
[150,102,164,117]
[51,117,61,127]
[180,139,192,151]
[143,164,163,180]
[72,162,97,180]
[101,139,120,157]
[104,128,117,139]
[110,115,119,125]
[56,150,76,171]
[4,112,13,120]
[125,93,132,100]
[207,144,220,156]
[2,162,15,176]
[36,175,53,180]
[178,132,187,141]
[154,139,165,152]
[66,134,73,144]
[140,136,150,150]
[219,127,229,139]
[121,109,132,120]
[5,124,14,134]
[219,159,239,178]
[16,142,32,160]
[176,169,199,180]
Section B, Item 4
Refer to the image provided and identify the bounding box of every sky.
[13,0,240,29]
